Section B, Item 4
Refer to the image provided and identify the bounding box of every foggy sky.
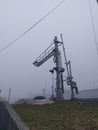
[0,0,98,102]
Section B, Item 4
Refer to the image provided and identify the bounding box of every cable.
[0,0,65,53]
[89,0,98,55]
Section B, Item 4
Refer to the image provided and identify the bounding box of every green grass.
[12,101,98,130]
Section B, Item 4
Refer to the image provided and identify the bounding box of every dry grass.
[12,100,98,130]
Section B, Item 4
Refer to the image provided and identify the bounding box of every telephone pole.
[8,88,11,103]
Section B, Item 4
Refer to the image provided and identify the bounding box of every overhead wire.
[0,0,65,53]
[88,0,98,55]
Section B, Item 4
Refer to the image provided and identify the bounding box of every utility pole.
[42,89,46,97]
[8,88,11,103]
[0,89,1,100]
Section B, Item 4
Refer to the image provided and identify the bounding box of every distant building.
[64,88,98,99]
[77,88,98,99]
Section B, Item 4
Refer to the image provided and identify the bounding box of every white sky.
[0,0,98,101]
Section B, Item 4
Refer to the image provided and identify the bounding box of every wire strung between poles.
[89,0,98,55]
[0,0,65,54]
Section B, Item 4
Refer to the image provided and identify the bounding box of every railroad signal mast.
[33,35,78,100]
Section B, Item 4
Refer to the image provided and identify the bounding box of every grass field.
[12,101,98,130]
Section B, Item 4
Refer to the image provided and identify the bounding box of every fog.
[0,0,98,102]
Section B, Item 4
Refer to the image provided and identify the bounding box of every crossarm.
[33,48,55,67]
